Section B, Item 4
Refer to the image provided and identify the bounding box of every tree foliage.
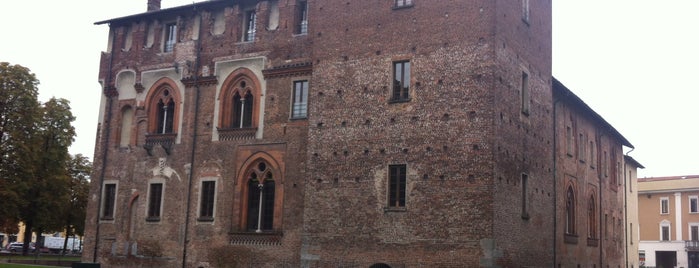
[0,62,40,234]
[0,62,81,255]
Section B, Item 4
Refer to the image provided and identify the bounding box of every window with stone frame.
[101,183,117,220]
[388,164,407,208]
[690,224,699,241]
[220,71,258,129]
[147,183,163,221]
[291,80,309,119]
[660,197,669,214]
[147,82,180,135]
[390,61,410,102]
[245,161,276,232]
[199,180,216,221]
[660,222,671,241]
[690,196,698,213]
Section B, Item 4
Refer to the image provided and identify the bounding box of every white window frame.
[291,80,309,119]
[690,195,698,213]
[660,220,671,241]
[100,180,119,222]
[660,197,669,214]
[146,178,166,222]
[689,222,699,241]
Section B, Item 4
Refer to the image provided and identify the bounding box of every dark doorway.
[689,251,699,268]
[655,251,677,268]
[369,264,391,268]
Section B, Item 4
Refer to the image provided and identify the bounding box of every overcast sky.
[1,1,697,178]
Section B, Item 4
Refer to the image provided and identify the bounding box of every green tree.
[0,62,40,240]
[18,97,76,255]
[57,153,91,254]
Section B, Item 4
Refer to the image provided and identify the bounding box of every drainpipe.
[182,8,202,268]
[92,26,117,263]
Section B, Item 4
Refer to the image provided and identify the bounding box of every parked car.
[6,242,35,253]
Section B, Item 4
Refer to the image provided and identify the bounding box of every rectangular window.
[691,225,699,241]
[521,173,529,219]
[603,151,608,177]
[690,196,698,213]
[577,133,586,161]
[147,183,163,221]
[164,23,177,52]
[629,171,633,193]
[101,183,117,220]
[589,141,595,168]
[295,1,308,34]
[394,0,413,8]
[661,225,670,241]
[199,180,216,220]
[292,80,309,119]
[391,61,410,102]
[661,197,669,214]
[565,126,573,156]
[629,223,634,244]
[521,71,530,115]
[243,10,257,42]
[388,164,407,208]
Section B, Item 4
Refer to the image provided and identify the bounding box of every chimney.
[147,0,161,11]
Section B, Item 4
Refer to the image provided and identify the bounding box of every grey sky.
[1,1,696,178]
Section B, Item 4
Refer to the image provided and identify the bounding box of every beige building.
[624,155,644,268]
[638,175,699,268]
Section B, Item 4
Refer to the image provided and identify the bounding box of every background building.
[638,175,699,268]
[625,155,644,268]
[82,0,639,267]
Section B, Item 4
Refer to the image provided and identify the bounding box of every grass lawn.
[0,264,59,268]
[0,255,81,268]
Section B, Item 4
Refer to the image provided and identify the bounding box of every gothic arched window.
[246,162,275,232]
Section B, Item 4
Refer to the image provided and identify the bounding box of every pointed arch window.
[147,83,180,135]
[245,162,275,232]
[218,69,260,140]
